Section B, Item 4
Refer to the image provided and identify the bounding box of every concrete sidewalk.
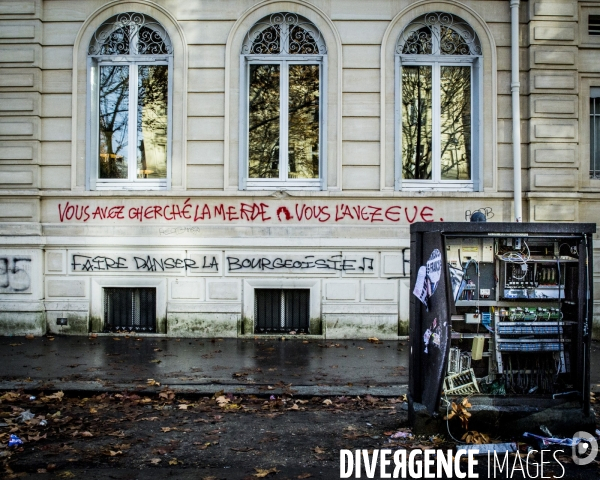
[0,335,409,397]
[2,335,600,396]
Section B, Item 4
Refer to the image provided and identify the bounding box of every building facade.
[0,0,598,339]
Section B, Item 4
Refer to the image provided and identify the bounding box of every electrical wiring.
[442,395,463,443]
[500,241,530,280]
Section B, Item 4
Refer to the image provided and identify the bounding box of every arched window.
[240,13,326,190]
[88,12,172,190]
[396,12,482,191]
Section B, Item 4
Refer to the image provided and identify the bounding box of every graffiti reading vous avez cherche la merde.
[56,200,439,224]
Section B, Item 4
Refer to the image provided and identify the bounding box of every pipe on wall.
[510,0,522,222]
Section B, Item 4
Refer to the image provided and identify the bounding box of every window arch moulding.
[72,3,186,192]
[240,12,327,190]
[225,3,342,192]
[380,4,497,194]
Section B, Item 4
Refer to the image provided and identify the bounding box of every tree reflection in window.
[440,66,471,180]
[90,12,171,185]
[402,66,432,180]
[99,65,129,179]
[137,65,168,179]
[397,12,479,187]
[249,64,281,178]
[243,13,324,185]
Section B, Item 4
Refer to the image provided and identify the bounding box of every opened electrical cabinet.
[408,222,596,434]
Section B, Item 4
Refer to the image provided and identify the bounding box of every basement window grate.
[255,289,310,334]
[103,287,156,333]
[590,15,600,35]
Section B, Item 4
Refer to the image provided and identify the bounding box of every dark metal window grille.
[103,287,156,333]
[590,15,600,36]
[255,289,310,334]
[591,96,600,179]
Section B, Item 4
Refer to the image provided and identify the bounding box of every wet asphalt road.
[0,336,409,396]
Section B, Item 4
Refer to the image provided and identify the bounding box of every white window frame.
[395,13,483,192]
[86,14,173,191]
[590,87,600,180]
[239,14,327,191]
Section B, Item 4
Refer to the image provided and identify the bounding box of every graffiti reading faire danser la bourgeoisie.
[70,253,377,274]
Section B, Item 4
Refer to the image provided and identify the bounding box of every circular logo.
[572,431,598,466]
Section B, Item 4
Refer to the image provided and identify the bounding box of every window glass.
[137,64,168,179]
[402,66,432,180]
[99,65,129,179]
[440,66,471,180]
[248,64,281,179]
[288,64,319,179]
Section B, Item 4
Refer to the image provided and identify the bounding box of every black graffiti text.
[133,256,199,272]
[0,256,31,292]
[71,255,128,272]
[465,207,494,221]
[226,255,375,273]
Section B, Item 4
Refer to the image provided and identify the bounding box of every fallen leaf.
[168,458,180,465]
[161,427,172,433]
[9,343,23,347]
[25,334,34,339]
[322,399,332,406]
[178,404,191,410]
[253,467,279,478]
[150,359,161,364]
[367,337,379,343]
[150,458,161,465]
[108,450,122,456]
[42,391,64,402]
[56,472,75,479]
[153,445,176,455]
[231,447,254,452]
[147,379,161,386]
[313,446,326,454]
[298,474,312,479]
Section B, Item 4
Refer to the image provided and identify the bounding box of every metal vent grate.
[590,15,600,35]
[103,287,156,333]
[255,289,310,334]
